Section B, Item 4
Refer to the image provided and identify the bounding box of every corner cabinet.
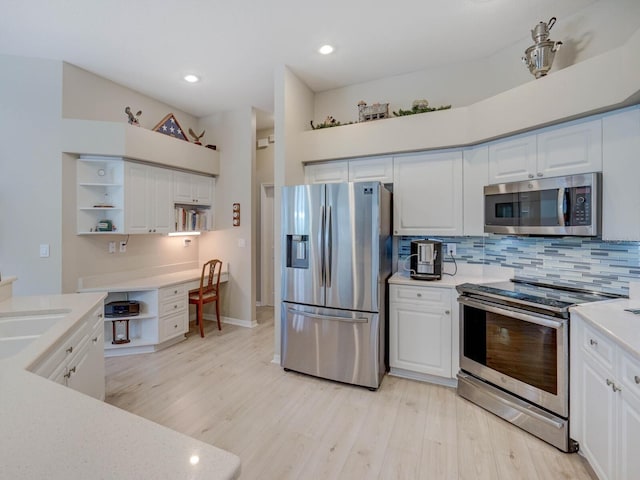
[77,156,125,234]
[388,283,454,385]
[393,150,463,236]
[570,312,640,480]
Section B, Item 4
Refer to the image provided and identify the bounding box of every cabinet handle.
[92,337,99,343]
[613,384,622,393]
[635,375,640,385]
[64,366,77,379]
[98,313,103,319]
[416,293,422,298]
[66,346,73,354]
[528,174,534,179]
[445,310,450,315]
[589,338,598,347]
[537,172,543,177]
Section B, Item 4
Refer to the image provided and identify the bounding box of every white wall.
[198,108,256,325]
[0,55,63,295]
[313,0,640,124]
[255,127,274,304]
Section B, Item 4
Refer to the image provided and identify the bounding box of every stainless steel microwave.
[484,172,601,236]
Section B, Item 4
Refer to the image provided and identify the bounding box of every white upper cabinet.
[488,118,602,184]
[488,133,538,184]
[602,106,640,241]
[536,118,602,178]
[304,160,349,184]
[348,156,393,183]
[393,150,463,236]
[173,171,213,205]
[462,145,489,236]
[125,163,173,234]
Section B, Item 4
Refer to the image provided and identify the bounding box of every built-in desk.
[78,268,228,356]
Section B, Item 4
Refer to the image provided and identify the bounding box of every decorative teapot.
[522,17,563,79]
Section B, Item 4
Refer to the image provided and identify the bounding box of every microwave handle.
[558,188,568,226]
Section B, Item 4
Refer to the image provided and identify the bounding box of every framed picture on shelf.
[152,113,188,141]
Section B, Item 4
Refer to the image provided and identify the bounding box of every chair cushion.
[189,290,218,301]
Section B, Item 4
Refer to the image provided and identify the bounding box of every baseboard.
[203,313,257,328]
[272,354,281,365]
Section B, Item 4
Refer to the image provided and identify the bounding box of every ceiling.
[1,0,601,128]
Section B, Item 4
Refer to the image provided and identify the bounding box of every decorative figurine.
[358,101,389,122]
[522,17,563,79]
[188,128,205,145]
[125,106,142,125]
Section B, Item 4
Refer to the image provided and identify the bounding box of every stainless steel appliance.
[409,239,442,280]
[456,279,620,452]
[484,172,601,236]
[281,182,391,390]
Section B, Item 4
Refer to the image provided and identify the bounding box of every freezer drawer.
[281,302,384,389]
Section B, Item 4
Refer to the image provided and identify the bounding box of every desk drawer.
[159,284,187,302]
[160,297,187,316]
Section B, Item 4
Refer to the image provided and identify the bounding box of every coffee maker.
[410,239,442,280]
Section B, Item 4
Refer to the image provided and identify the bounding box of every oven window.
[463,306,558,395]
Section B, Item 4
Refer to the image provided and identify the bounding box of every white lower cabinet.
[571,312,640,480]
[31,306,105,400]
[389,284,453,382]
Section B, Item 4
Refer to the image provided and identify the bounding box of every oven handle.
[458,296,566,329]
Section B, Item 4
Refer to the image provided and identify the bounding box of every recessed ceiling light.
[318,45,334,55]
[184,74,200,83]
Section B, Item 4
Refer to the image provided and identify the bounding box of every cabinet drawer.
[620,350,640,398]
[160,298,187,316]
[159,284,187,302]
[32,319,90,378]
[161,312,187,340]
[390,284,451,307]
[581,322,615,371]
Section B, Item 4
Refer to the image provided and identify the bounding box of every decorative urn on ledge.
[522,17,563,79]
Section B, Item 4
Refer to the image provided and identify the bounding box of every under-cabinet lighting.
[168,231,201,237]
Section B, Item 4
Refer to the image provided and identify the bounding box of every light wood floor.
[106,307,596,480]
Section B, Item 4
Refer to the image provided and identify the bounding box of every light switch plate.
[39,244,50,258]
[108,242,116,254]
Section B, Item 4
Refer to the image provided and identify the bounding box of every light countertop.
[571,299,640,362]
[78,268,228,293]
[389,264,512,289]
[0,291,241,479]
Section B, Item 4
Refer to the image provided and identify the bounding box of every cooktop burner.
[457,278,623,314]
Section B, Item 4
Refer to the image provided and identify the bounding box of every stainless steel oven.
[456,279,619,453]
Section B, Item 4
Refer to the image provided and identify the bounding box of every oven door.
[459,296,568,417]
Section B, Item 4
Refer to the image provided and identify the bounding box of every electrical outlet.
[108,242,116,254]
[119,241,127,253]
[447,243,457,256]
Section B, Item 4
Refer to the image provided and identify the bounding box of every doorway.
[260,183,275,306]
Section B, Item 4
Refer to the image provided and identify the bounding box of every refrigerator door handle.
[326,205,332,288]
[319,205,325,287]
[286,307,369,323]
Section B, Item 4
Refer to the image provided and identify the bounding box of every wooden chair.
[188,259,222,337]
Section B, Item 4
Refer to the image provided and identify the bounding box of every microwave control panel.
[568,186,591,225]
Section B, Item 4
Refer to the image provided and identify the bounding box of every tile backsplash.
[398,235,640,296]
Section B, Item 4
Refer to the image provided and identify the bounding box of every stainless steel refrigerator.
[281,182,391,389]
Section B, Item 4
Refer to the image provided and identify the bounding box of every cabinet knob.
[174,304,178,309]
[589,338,598,347]
[528,174,534,179]
[445,310,450,315]
[148,229,152,233]
[174,324,178,329]
[98,313,103,319]
[537,172,543,177]
[174,290,178,294]
[416,293,422,298]
[92,337,99,343]
[635,375,640,385]
[66,346,73,354]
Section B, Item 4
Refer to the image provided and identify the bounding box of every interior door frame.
[260,183,275,306]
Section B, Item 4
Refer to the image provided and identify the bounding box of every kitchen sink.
[0,313,67,338]
[0,336,40,359]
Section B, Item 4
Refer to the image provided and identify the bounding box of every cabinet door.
[579,355,616,480]
[488,134,537,184]
[462,145,488,236]
[536,118,602,178]
[619,387,640,480]
[173,171,194,203]
[389,286,452,378]
[602,107,640,241]
[67,327,105,400]
[304,161,349,184]
[348,156,393,183]
[393,150,462,236]
[150,166,173,234]
[125,163,151,234]
[192,174,213,205]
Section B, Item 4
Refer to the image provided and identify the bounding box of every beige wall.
[60,64,202,292]
[255,127,274,303]
[198,108,256,324]
[314,1,640,124]
[0,55,63,295]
